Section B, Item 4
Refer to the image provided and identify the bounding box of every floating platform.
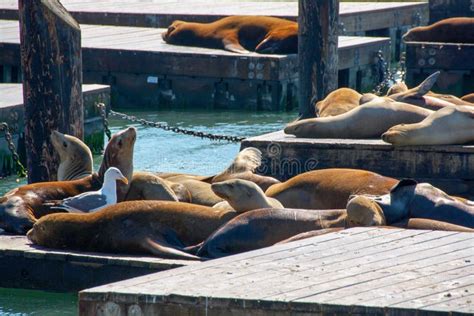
[0,1,428,34]
[79,227,474,316]
[0,235,194,292]
[0,83,110,176]
[241,131,474,198]
[0,20,390,110]
[405,41,474,97]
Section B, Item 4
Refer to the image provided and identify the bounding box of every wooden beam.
[18,0,83,183]
[298,0,339,118]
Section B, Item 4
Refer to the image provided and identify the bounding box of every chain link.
[97,103,245,143]
[96,103,112,141]
[371,50,407,96]
[0,122,27,178]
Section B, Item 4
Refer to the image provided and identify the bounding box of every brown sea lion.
[0,127,136,234]
[386,82,408,96]
[346,179,474,228]
[403,17,474,44]
[27,200,237,260]
[190,208,347,258]
[461,93,474,104]
[125,171,179,202]
[392,218,474,232]
[382,105,474,146]
[284,98,432,138]
[266,168,398,210]
[211,179,283,212]
[162,16,297,54]
[51,131,93,181]
[314,88,362,117]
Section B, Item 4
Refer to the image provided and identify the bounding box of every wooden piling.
[298,0,339,118]
[18,0,83,183]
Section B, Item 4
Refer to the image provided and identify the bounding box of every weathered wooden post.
[298,0,339,118]
[19,0,83,183]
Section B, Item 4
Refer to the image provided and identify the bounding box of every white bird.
[46,167,129,213]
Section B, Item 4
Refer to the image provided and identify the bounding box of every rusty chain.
[0,122,27,178]
[372,50,407,96]
[96,103,245,143]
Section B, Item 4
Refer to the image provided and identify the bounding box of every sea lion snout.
[381,129,405,144]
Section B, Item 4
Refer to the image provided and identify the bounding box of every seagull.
[46,167,129,213]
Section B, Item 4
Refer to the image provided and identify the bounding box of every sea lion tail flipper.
[183,242,204,255]
[212,147,262,182]
[223,38,249,54]
[413,71,440,96]
[142,237,201,260]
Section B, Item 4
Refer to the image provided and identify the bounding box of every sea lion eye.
[63,142,67,148]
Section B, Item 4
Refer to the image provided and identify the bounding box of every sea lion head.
[0,193,37,234]
[283,116,312,137]
[26,213,84,248]
[381,124,410,145]
[162,20,200,46]
[211,179,267,212]
[346,195,386,227]
[255,25,298,54]
[98,127,136,201]
[51,130,93,181]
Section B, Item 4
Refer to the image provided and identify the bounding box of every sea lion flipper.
[141,237,201,260]
[413,71,440,96]
[223,38,249,54]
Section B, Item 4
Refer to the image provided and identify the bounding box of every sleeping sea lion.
[211,179,283,212]
[314,88,362,117]
[162,16,297,54]
[346,179,474,228]
[0,127,136,234]
[27,200,238,260]
[382,105,474,146]
[284,98,432,138]
[124,171,179,202]
[403,17,474,43]
[51,131,93,181]
[190,208,347,258]
[266,168,398,210]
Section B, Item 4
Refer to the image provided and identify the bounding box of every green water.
[0,108,295,315]
[0,288,76,315]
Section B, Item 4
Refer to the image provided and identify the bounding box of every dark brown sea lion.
[403,17,474,43]
[27,200,237,260]
[190,208,347,258]
[51,131,92,181]
[266,169,398,209]
[346,179,474,228]
[314,88,362,117]
[162,16,298,54]
[0,127,136,234]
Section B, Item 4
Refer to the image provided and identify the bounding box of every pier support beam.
[19,0,83,183]
[298,0,339,118]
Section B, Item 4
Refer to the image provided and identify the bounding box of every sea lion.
[211,179,283,212]
[314,88,362,117]
[266,168,398,210]
[51,131,93,181]
[190,208,347,258]
[461,93,474,104]
[27,200,237,260]
[392,218,474,232]
[346,179,474,228]
[403,17,474,44]
[284,98,432,138]
[382,105,474,146]
[125,172,179,202]
[0,127,136,234]
[162,16,297,54]
[386,82,408,96]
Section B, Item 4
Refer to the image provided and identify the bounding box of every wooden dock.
[0,235,195,292]
[0,1,428,34]
[241,131,474,198]
[0,84,110,176]
[405,41,474,97]
[79,227,474,315]
[0,20,390,110]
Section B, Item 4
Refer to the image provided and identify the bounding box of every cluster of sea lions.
[0,125,472,261]
[285,71,474,146]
